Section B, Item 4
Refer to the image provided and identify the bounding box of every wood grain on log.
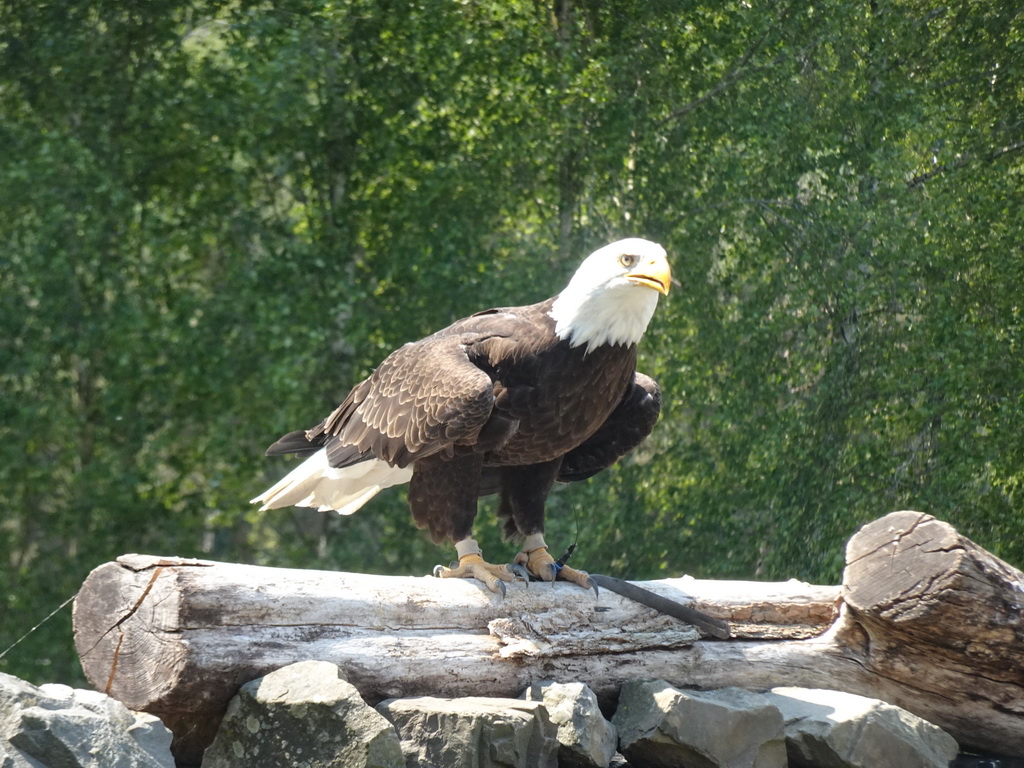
[72,511,1024,764]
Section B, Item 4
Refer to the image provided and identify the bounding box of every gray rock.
[377,695,559,768]
[1,742,45,768]
[765,687,959,768]
[1,736,46,768]
[523,681,617,768]
[0,672,173,768]
[613,680,786,768]
[203,660,404,768]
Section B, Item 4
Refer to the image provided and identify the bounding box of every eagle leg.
[515,541,598,596]
[433,553,526,597]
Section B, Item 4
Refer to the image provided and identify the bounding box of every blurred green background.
[2,0,1021,686]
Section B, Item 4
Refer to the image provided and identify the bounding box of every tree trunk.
[73,511,1024,765]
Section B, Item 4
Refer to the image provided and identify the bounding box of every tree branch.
[908,139,1024,189]
[659,26,773,126]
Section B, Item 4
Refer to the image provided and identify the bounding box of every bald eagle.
[252,238,670,593]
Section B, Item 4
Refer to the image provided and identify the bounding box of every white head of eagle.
[549,238,671,352]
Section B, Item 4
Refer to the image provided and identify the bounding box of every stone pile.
[1,663,962,768]
[206,662,959,768]
[0,671,173,768]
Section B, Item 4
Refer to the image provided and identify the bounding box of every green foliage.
[1,0,1021,686]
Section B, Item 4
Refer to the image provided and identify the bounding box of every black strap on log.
[588,573,732,640]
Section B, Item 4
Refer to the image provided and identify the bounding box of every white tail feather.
[250,450,413,515]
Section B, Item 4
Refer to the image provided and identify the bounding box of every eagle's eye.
[619,253,639,269]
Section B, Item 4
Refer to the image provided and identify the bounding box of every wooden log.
[837,511,1024,749]
[72,511,1024,764]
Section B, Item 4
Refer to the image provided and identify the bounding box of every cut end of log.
[843,512,1024,672]
[73,556,200,708]
[838,509,1024,753]
[844,511,949,613]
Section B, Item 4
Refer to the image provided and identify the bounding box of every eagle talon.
[434,553,520,596]
[547,563,559,585]
[580,574,599,598]
[517,546,598,595]
[557,564,598,597]
[508,563,530,585]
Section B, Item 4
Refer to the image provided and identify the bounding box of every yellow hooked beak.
[625,253,672,296]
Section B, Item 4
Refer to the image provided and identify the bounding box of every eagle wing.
[557,371,661,482]
[310,333,501,468]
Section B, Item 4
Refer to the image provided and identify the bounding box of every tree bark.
[73,511,1024,764]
